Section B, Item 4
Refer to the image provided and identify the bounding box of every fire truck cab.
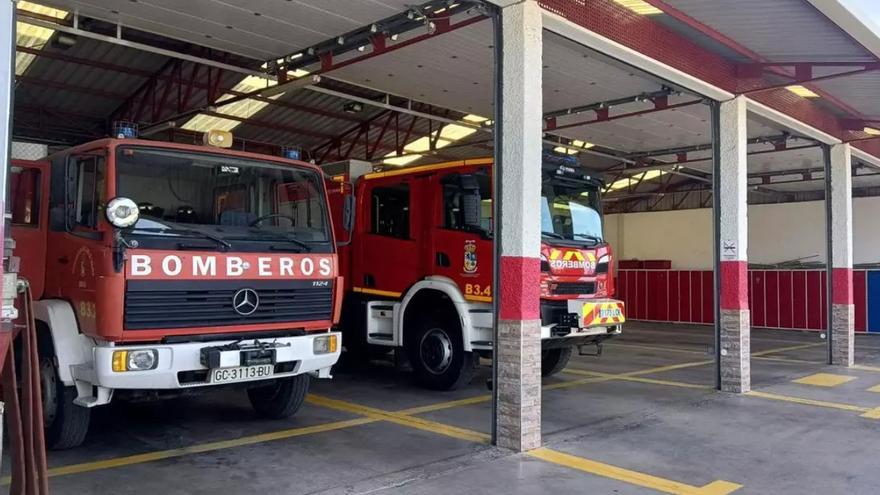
[10,137,342,449]
[327,154,624,391]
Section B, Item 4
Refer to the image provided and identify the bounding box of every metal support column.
[710,100,722,390]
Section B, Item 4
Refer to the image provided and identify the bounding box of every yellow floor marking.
[563,368,711,389]
[861,407,880,419]
[608,342,822,365]
[752,343,823,357]
[606,342,709,356]
[747,390,871,414]
[399,394,493,415]
[853,364,880,374]
[0,417,376,485]
[792,373,857,387]
[528,448,741,495]
[306,394,491,444]
[867,384,880,393]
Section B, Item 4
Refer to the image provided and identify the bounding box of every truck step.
[471,340,493,348]
[368,333,394,341]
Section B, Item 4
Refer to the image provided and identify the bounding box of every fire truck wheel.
[40,357,90,449]
[541,347,573,377]
[247,374,310,419]
[407,317,475,391]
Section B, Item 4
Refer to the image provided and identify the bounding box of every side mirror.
[342,194,356,232]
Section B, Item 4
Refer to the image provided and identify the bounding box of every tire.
[406,317,475,391]
[542,347,573,377]
[247,374,310,419]
[41,357,90,450]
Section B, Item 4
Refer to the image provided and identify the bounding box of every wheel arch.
[33,299,94,385]
[398,277,477,351]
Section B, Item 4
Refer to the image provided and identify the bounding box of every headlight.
[313,334,338,355]
[105,197,140,228]
[596,254,610,274]
[112,349,158,372]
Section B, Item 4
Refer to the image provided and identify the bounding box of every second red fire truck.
[326,153,624,390]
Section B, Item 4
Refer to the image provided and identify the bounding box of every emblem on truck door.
[463,240,478,274]
[232,288,260,316]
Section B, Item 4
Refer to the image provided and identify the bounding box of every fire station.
[1,0,880,493]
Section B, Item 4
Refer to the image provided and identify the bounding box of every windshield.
[541,181,603,242]
[116,147,330,249]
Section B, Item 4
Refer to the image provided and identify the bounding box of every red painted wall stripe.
[832,267,854,305]
[498,256,541,321]
[720,261,748,310]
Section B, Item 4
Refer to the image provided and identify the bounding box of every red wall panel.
[779,271,794,329]
[701,271,714,324]
[690,271,703,323]
[637,270,648,320]
[668,271,680,322]
[752,271,766,327]
[806,271,822,330]
[819,271,827,331]
[765,271,779,328]
[792,271,807,329]
[680,271,692,322]
[855,270,867,332]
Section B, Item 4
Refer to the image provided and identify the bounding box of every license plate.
[209,364,274,384]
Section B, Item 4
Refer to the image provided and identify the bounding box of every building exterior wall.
[605,197,880,269]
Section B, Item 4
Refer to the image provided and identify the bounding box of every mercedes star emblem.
[232,288,259,316]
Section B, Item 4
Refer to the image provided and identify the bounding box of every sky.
[841,0,880,31]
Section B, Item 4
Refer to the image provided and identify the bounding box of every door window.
[69,155,106,229]
[10,167,41,226]
[371,184,410,239]
[441,170,492,233]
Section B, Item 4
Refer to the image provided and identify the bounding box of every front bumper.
[89,332,341,391]
[540,298,624,345]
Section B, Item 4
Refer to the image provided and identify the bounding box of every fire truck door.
[354,180,421,297]
[433,170,493,303]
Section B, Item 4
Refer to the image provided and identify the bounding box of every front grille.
[125,279,333,330]
[552,282,596,295]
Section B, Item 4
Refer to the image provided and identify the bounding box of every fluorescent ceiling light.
[381,114,483,166]
[15,2,69,76]
[182,69,310,133]
[785,85,820,98]
[613,0,663,15]
[864,127,880,136]
[607,170,664,192]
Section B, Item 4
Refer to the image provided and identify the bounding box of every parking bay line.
[746,390,880,419]
[528,448,741,495]
[0,416,377,485]
[307,394,743,495]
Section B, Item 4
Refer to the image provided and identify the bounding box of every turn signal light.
[313,334,338,354]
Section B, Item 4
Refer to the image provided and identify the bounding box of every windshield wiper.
[541,230,564,239]
[573,233,603,244]
[134,227,232,251]
[244,232,311,252]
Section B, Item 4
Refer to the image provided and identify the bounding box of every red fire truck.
[326,155,624,390]
[10,136,342,448]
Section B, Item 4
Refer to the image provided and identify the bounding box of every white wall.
[604,197,880,269]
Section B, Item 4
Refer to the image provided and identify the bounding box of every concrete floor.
[6,322,880,494]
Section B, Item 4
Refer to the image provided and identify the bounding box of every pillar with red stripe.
[495,0,543,452]
[830,143,854,366]
[718,96,751,393]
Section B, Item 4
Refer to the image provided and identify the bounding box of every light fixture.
[344,101,364,114]
[785,85,820,98]
[337,36,345,45]
[612,0,663,15]
[427,21,436,34]
[864,127,880,136]
[370,23,379,33]
[357,45,366,52]
[389,33,399,41]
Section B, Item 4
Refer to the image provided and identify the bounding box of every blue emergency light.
[113,121,139,139]
[282,147,302,160]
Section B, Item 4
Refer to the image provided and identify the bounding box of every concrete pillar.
[829,143,854,366]
[716,96,750,393]
[494,0,543,452]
